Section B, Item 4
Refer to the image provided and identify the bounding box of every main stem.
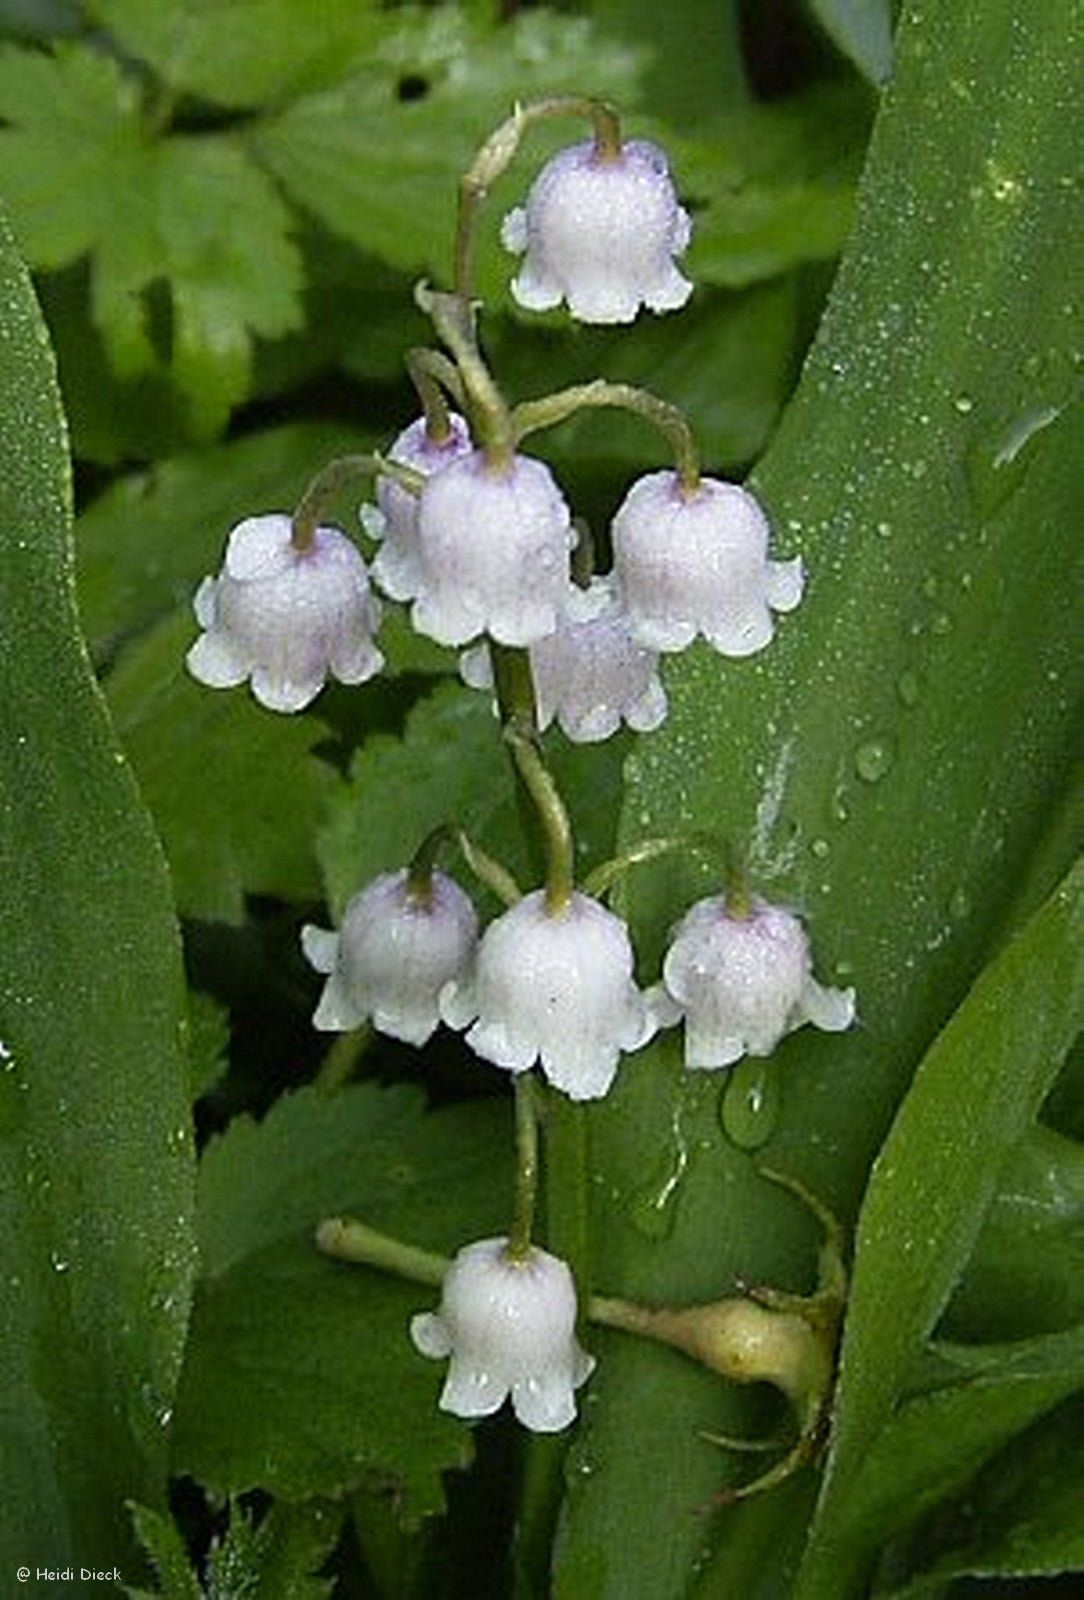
[507,1074,540,1259]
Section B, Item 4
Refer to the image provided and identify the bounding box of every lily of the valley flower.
[302,868,478,1046]
[657,896,856,1070]
[363,411,473,602]
[612,470,804,657]
[501,139,692,324]
[186,515,383,712]
[410,1236,594,1432]
[411,449,575,647]
[460,576,668,743]
[441,888,655,1100]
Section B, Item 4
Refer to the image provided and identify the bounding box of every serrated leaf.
[90,0,388,110]
[0,206,196,1573]
[0,41,304,433]
[553,2,1084,1595]
[252,8,643,289]
[127,1503,202,1600]
[186,989,230,1102]
[103,609,339,924]
[171,1083,512,1519]
[76,420,366,659]
[0,42,145,267]
[205,1499,342,1600]
[151,137,304,436]
[317,680,627,920]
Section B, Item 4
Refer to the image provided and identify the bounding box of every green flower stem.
[415,284,514,468]
[512,380,701,493]
[405,346,466,439]
[490,641,539,734]
[455,829,523,909]
[405,821,521,908]
[291,452,424,551]
[455,94,622,301]
[313,1026,373,1097]
[582,830,728,901]
[504,727,575,913]
[506,1074,541,1261]
[315,1216,448,1289]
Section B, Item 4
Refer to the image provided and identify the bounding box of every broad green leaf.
[806,856,1083,1562]
[942,1124,1084,1340]
[806,0,894,86]
[0,208,196,1573]
[317,681,627,921]
[676,85,869,288]
[820,1322,1084,1567]
[171,1084,512,1520]
[553,2,1083,1595]
[587,0,750,124]
[76,420,365,659]
[879,1396,1084,1596]
[104,610,339,924]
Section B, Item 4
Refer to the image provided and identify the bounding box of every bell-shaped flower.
[529,577,668,742]
[362,412,473,602]
[301,868,478,1046]
[501,139,692,324]
[411,449,575,647]
[658,895,856,1070]
[611,470,804,657]
[410,1236,595,1432]
[459,578,667,743]
[440,888,655,1099]
[186,515,383,713]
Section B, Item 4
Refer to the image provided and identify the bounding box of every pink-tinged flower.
[440,889,656,1100]
[460,577,668,743]
[657,896,856,1070]
[410,1237,595,1432]
[411,450,575,648]
[363,412,473,602]
[611,470,804,657]
[186,515,382,712]
[301,869,478,1046]
[501,139,692,324]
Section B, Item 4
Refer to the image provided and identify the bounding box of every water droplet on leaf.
[720,1059,781,1152]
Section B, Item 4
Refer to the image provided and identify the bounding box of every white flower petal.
[662,896,856,1070]
[451,890,650,1100]
[411,1238,593,1434]
[186,518,384,712]
[613,472,801,660]
[185,629,249,689]
[303,869,478,1042]
[503,139,692,326]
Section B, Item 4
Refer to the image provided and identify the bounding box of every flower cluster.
[185,104,858,1439]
